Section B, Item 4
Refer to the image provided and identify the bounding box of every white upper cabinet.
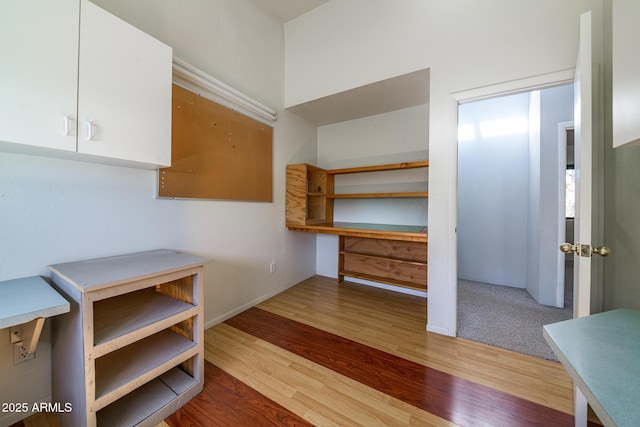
[77,0,172,166]
[0,0,172,168]
[0,0,80,152]
[612,0,640,148]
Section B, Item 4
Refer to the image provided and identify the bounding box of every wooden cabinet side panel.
[326,174,334,223]
[156,275,194,305]
[343,237,427,262]
[286,164,308,225]
[338,236,346,283]
[156,270,201,378]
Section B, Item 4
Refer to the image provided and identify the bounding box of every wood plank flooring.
[15,275,601,426]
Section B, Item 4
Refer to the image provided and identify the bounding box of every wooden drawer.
[342,236,426,262]
[342,254,427,289]
[339,235,427,291]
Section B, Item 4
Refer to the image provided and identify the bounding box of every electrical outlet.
[269,261,276,274]
[13,343,35,364]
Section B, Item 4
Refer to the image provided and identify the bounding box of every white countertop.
[0,276,70,329]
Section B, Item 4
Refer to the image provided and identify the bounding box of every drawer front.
[343,255,427,287]
[343,236,427,262]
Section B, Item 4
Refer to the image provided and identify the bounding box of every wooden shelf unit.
[286,163,334,225]
[339,235,427,291]
[286,160,428,226]
[286,160,428,292]
[49,250,210,427]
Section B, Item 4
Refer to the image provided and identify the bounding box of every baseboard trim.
[203,277,309,330]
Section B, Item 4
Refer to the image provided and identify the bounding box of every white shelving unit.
[49,250,210,427]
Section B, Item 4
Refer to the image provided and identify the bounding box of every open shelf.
[93,288,196,355]
[327,191,428,199]
[286,161,427,233]
[96,366,198,427]
[94,329,197,409]
[326,160,429,175]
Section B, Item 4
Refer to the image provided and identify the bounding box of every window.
[565,128,575,218]
[565,168,575,218]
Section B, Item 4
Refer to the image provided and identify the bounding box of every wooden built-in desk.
[286,221,427,242]
[286,161,429,293]
[286,222,428,292]
[544,309,640,427]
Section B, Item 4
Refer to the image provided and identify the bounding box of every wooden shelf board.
[327,191,428,199]
[340,270,427,292]
[305,218,331,226]
[94,329,197,410]
[94,288,195,350]
[97,367,198,427]
[287,222,427,242]
[340,250,427,266]
[97,377,175,427]
[327,160,428,175]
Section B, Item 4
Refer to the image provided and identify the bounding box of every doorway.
[561,126,575,310]
[456,84,575,359]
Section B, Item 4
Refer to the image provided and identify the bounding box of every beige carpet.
[457,280,572,361]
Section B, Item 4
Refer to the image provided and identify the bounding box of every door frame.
[557,121,574,308]
[450,69,575,335]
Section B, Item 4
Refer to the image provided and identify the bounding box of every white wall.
[285,0,603,335]
[527,91,542,300]
[457,92,531,288]
[0,0,318,424]
[536,84,575,305]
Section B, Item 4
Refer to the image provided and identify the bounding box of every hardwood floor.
[16,275,601,426]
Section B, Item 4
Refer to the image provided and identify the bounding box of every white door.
[572,11,594,319]
[0,0,79,151]
[565,11,610,318]
[564,11,610,427]
[77,0,172,166]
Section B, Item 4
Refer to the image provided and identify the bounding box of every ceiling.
[246,0,329,23]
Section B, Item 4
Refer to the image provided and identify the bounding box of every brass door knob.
[560,243,578,254]
[592,245,612,257]
[560,243,611,257]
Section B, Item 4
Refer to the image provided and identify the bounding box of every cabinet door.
[77,0,172,167]
[612,0,640,147]
[0,0,79,152]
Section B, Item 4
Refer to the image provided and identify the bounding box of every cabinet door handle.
[63,115,75,136]
[85,121,94,141]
